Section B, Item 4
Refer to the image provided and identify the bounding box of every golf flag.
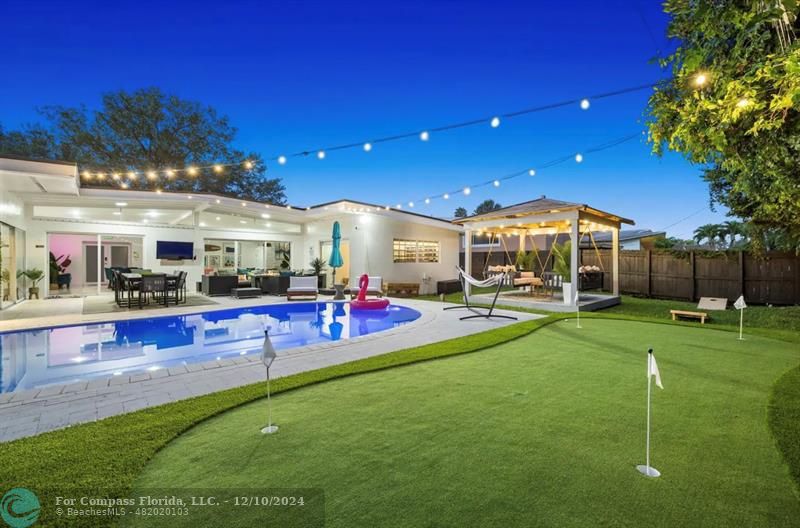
[648,353,663,390]
[262,329,277,367]
[734,295,747,310]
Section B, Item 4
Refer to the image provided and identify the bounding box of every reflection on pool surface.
[0,302,421,393]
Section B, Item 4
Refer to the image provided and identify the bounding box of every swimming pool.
[0,302,421,393]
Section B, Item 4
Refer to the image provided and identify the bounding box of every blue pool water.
[0,302,421,393]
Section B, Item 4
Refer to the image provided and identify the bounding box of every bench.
[670,310,708,324]
[385,282,420,297]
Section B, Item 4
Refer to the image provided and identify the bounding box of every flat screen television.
[156,241,194,260]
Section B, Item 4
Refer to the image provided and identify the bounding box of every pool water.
[0,302,421,393]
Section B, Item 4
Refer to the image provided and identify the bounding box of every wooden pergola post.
[464,229,472,297]
[569,216,579,307]
[612,226,620,296]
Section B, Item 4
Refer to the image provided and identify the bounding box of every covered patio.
[454,196,634,311]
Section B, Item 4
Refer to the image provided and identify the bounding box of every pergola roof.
[452,196,635,226]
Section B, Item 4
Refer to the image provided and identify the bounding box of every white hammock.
[456,266,504,288]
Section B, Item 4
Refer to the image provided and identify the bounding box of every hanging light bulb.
[127,171,137,180]
[575,153,584,163]
[408,201,414,208]
[120,182,129,189]
[112,173,121,180]
[82,171,92,179]
[424,198,430,204]
[278,155,287,165]
[693,72,709,88]
[463,187,471,195]
[443,193,450,200]
[317,150,326,160]
[244,160,254,169]
[580,99,590,110]
[147,171,157,180]
[419,131,430,141]
[165,169,175,178]
[736,98,751,108]
[493,180,500,187]
[363,142,372,152]
[528,169,536,176]
[213,164,223,173]
[490,116,501,128]
[96,172,106,180]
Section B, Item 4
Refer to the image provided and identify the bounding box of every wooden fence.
[460,250,800,305]
[580,250,800,305]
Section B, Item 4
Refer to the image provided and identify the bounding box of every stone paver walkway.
[0,298,540,442]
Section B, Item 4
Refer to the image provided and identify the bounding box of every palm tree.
[722,220,746,248]
[693,224,724,249]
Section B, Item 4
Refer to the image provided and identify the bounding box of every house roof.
[452,196,635,225]
[589,229,665,243]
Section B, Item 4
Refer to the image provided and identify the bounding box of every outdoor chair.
[138,274,167,308]
[165,271,187,305]
[444,266,517,321]
[349,276,383,299]
[286,276,318,300]
[541,272,563,298]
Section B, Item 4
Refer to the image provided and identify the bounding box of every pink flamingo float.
[350,273,390,310]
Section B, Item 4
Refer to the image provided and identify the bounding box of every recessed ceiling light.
[240,220,247,224]
[215,199,221,204]
[261,213,270,219]
[215,216,221,221]
[115,202,127,207]
[113,211,121,216]
[199,222,206,227]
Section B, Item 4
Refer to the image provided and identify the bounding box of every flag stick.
[738,308,744,341]
[261,365,278,434]
[637,349,660,478]
[575,287,581,329]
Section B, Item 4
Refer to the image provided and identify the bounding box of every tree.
[647,2,799,249]
[473,199,502,216]
[693,223,724,249]
[721,220,747,248]
[0,88,286,204]
[453,207,468,218]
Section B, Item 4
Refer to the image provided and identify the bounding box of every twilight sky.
[1,0,728,238]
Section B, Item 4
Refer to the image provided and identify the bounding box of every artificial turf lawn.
[132,319,800,528]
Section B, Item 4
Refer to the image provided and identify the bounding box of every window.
[393,239,439,263]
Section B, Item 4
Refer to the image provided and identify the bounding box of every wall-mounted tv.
[156,241,194,260]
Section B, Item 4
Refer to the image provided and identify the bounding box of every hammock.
[444,266,517,321]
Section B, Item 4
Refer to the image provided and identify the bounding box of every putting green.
[133,319,800,527]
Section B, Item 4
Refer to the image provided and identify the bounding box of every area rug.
[82,294,219,315]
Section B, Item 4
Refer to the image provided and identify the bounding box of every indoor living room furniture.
[202,274,239,296]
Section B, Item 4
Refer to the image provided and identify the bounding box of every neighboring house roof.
[452,195,635,225]
[586,229,666,244]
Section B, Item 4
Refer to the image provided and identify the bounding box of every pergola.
[453,196,634,306]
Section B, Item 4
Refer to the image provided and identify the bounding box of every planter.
[562,282,574,305]
[28,286,40,300]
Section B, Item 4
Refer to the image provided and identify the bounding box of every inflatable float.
[350,273,390,310]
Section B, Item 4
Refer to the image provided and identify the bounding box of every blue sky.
[1,0,728,238]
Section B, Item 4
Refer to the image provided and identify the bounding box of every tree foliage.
[453,207,468,218]
[473,199,503,216]
[0,88,286,204]
[647,1,799,250]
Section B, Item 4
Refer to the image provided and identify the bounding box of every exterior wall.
[303,213,460,294]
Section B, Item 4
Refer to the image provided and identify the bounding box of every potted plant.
[22,268,44,299]
[514,250,528,271]
[553,241,574,305]
[310,257,326,288]
[49,252,72,290]
[1,268,9,301]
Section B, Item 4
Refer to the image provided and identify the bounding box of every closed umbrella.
[328,221,344,299]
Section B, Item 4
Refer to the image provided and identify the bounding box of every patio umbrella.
[328,221,344,297]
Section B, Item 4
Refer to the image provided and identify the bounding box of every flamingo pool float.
[350,273,390,310]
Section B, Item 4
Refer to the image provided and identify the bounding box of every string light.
[112,173,120,180]
[363,142,372,152]
[420,131,430,141]
[580,99,590,110]
[317,150,326,160]
[463,187,471,195]
[693,72,708,87]
[575,153,584,163]
[165,170,175,178]
[278,155,287,165]
[528,169,536,176]
[244,160,254,169]
[443,193,449,200]
[490,117,501,128]
[408,201,414,208]
[424,198,430,204]
[147,171,157,180]
[493,180,500,187]
[127,171,137,180]
[213,164,223,173]
[736,98,751,108]
[96,173,106,180]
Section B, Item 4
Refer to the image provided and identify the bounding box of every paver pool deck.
[0,295,540,442]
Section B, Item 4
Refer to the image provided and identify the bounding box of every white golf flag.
[262,329,277,367]
[648,353,663,389]
[734,295,747,310]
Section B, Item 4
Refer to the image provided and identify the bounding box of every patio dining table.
[118,273,180,308]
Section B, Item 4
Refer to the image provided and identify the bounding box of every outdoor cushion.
[288,276,318,291]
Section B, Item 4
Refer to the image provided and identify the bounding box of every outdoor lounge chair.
[286,276,318,300]
[444,266,517,321]
[513,271,543,293]
[349,276,384,299]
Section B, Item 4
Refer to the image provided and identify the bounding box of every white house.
[0,156,461,305]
